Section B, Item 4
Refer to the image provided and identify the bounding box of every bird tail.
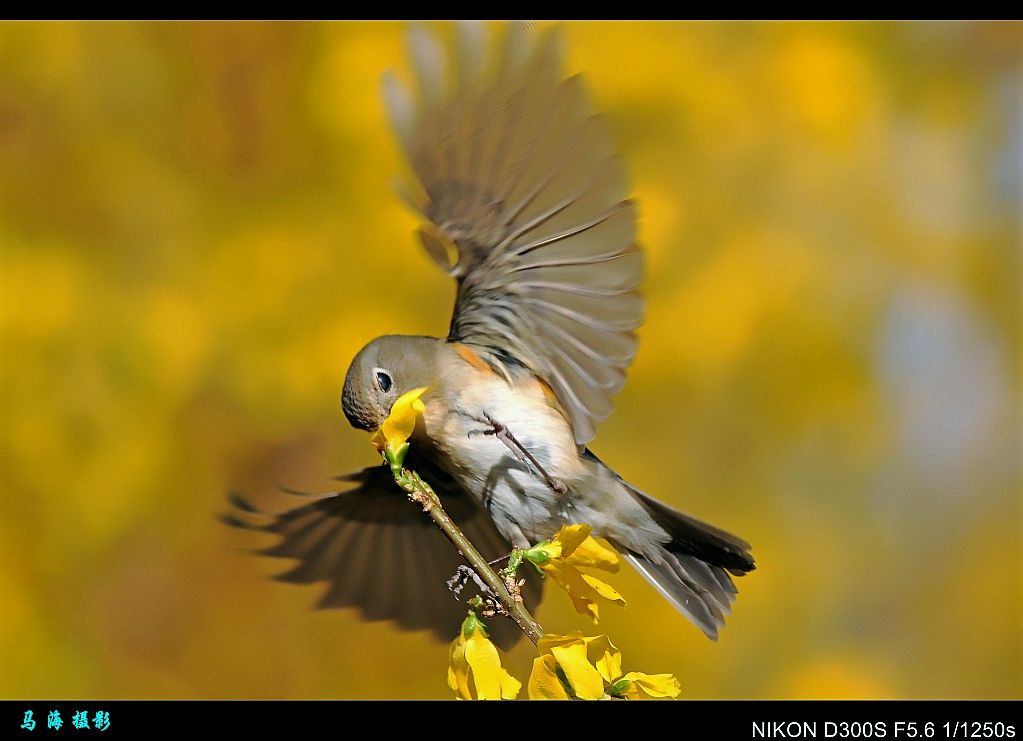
[622,484,756,640]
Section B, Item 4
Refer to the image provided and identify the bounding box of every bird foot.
[446,564,493,602]
[445,565,513,616]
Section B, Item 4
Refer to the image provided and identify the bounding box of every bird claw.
[466,412,501,439]
[446,564,492,601]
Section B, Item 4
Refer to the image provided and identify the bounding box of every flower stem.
[388,463,544,645]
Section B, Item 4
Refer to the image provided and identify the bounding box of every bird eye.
[374,370,392,393]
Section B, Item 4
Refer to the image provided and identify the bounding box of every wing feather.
[222,452,541,648]
[386,23,643,444]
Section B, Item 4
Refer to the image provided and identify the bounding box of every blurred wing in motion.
[384,23,644,445]
[221,451,540,648]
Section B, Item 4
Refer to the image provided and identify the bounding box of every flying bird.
[225,23,754,644]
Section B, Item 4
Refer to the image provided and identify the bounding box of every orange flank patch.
[454,343,496,375]
[536,377,572,420]
[454,342,569,422]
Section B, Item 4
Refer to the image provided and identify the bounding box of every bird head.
[341,335,439,433]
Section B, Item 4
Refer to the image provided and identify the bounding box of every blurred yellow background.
[1,21,1019,699]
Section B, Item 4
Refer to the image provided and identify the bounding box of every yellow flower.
[528,632,621,700]
[447,610,521,700]
[527,632,681,700]
[369,386,428,464]
[608,672,683,699]
[522,524,625,622]
[527,654,574,699]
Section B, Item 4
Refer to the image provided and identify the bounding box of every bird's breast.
[421,363,584,494]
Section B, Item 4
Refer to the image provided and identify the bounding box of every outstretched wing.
[221,451,540,648]
[384,23,643,445]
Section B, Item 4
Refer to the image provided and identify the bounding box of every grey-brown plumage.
[221,450,541,649]
[384,23,642,445]
[224,23,754,644]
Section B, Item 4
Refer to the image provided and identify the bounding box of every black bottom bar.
[4,699,1020,736]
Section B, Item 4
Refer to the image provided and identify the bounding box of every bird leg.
[466,412,569,496]
[488,554,510,569]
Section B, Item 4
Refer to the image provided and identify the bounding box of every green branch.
[384,446,544,645]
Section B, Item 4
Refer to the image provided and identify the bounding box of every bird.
[225,22,754,644]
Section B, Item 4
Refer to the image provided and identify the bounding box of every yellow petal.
[581,573,626,605]
[522,525,621,581]
[527,655,571,700]
[464,632,513,700]
[446,635,472,699]
[499,669,522,700]
[619,671,682,699]
[449,613,520,700]
[550,640,606,700]
[552,523,592,557]
[537,631,586,655]
[585,634,623,683]
[542,562,625,623]
[565,534,621,573]
[369,427,387,452]
[535,633,629,699]
[541,562,595,621]
[374,386,428,453]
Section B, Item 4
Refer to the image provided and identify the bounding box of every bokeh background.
[1,21,1019,699]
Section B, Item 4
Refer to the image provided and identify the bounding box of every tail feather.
[627,492,754,638]
[630,491,755,639]
[632,488,755,575]
[582,449,755,576]
[626,551,737,639]
[581,449,755,639]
